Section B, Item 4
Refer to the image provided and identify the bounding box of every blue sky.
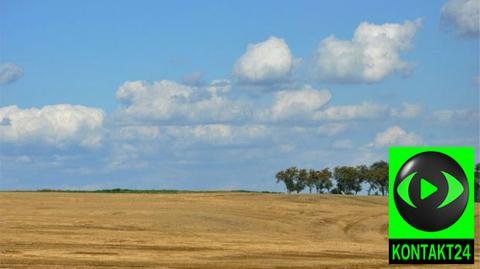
[0,0,478,191]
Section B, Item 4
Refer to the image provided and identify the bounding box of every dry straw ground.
[0,192,478,268]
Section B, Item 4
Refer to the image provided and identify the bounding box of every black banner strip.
[389,239,474,264]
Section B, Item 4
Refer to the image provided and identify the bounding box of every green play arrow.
[420,178,438,200]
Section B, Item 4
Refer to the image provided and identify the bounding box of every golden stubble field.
[0,192,478,269]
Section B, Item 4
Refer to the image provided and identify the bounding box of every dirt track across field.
[0,192,478,268]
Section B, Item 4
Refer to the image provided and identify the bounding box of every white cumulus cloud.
[116,80,250,124]
[0,105,104,148]
[267,86,331,121]
[115,79,410,127]
[233,36,297,84]
[441,0,480,37]
[0,64,24,86]
[313,19,422,83]
[368,126,423,148]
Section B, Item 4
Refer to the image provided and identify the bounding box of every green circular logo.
[394,151,468,231]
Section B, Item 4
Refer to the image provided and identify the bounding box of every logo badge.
[389,147,474,264]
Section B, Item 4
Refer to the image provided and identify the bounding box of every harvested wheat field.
[0,192,478,269]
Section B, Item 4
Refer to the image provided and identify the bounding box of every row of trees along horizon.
[276,161,480,202]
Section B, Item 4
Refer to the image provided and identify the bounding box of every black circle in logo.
[394,151,468,231]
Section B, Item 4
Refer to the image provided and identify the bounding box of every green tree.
[368,161,388,196]
[312,168,333,193]
[356,165,374,195]
[475,163,479,202]
[296,169,308,193]
[275,167,305,194]
[334,166,362,195]
[305,169,316,193]
[276,167,296,193]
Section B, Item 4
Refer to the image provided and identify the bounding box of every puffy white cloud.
[313,19,422,83]
[390,103,422,119]
[110,77,428,162]
[0,64,24,86]
[233,36,296,83]
[441,0,480,37]
[368,126,423,148]
[116,80,250,123]
[261,92,411,123]
[313,102,387,121]
[0,105,104,148]
[267,86,331,121]
[116,79,410,127]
